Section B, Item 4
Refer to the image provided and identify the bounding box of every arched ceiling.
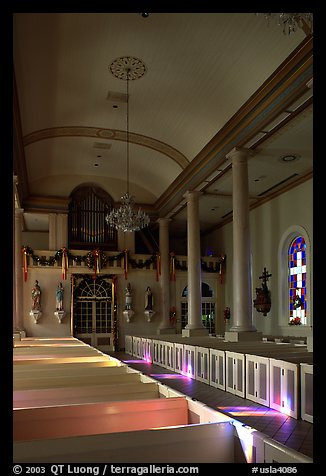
[13,12,313,238]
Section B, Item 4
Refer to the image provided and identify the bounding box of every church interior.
[13,12,314,465]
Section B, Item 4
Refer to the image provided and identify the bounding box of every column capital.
[15,207,24,217]
[183,190,203,202]
[157,217,171,226]
[226,147,253,163]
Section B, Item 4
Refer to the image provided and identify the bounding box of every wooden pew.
[13,421,236,463]
[13,366,142,391]
[13,360,121,373]
[13,397,189,441]
[13,381,161,408]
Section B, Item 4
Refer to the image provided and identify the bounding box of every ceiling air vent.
[93,142,112,150]
[257,174,298,197]
[106,90,128,103]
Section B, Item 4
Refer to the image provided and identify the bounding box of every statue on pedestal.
[144,286,155,322]
[31,280,41,310]
[56,282,64,311]
[123,282,134,322]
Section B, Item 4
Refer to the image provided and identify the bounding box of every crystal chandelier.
[106,57,150,232]
[256,13,313,35]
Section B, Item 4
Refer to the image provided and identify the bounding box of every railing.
[24,249,224,274]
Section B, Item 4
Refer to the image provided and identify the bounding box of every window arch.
[278,226,311,327]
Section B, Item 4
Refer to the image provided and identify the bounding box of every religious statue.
[56,282,64,311]
[145,286,154,311]
[31,280,41,310]
[125,283,133,310]
[253,268,272,316]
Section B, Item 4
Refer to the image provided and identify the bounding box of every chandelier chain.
[105,57,150,232]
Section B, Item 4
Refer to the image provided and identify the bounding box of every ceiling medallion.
[109,56,146,81]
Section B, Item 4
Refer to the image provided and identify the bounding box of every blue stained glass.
[288,235,307,324]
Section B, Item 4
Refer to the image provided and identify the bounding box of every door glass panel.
[75,301,92,333]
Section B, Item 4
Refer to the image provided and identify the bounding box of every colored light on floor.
[122,359,150,364]
[218,405,282,417]
[149,373,190,379]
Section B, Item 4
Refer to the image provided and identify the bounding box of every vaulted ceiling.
[13,12,313,238]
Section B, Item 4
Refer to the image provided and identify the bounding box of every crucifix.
[253,267,272,316]
[259,267,272,291]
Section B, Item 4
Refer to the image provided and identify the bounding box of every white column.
[57,213,68,249]
[14,207,24,330]
[225,148,261,342]
[182,191,208,337]
[48,213,57,250]
[157,218,175,334]
[118,230,135,253]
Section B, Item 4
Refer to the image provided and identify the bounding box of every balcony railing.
[22,247,225,275]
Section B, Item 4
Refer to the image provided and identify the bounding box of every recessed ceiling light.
[281,155,297,162]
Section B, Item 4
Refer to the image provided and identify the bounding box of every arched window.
[288,236,307,325]
[181,282,215,333]
[68,184,117,250]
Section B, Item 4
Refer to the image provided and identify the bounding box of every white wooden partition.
[209,348,225,390]
[125,335,133,355]
[142,337,153,363]
[300,363,313,423]
[183,344,196,378]
[225,351,245,397]
[174,342,184,374]
[269,358,299,419]
[245,354,270,407]
[164,341,175,370]
[132,336,142,359]
[195,346,210,384]
[152,339,165,366]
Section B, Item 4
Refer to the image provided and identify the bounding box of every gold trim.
[23,126,189,170]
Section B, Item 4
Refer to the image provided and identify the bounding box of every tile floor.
[109,351,314,461]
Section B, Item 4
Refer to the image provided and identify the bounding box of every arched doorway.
[72,274,115,352]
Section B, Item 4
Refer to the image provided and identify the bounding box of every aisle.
[108,350,313,460]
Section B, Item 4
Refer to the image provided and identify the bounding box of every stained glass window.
[288,236,307,325]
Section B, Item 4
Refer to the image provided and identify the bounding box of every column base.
[307,335,313,352]
[224,331,263,342]
[182,327,209,337]
[156,327,176,335]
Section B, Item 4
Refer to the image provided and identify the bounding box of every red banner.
[61,247,68,280]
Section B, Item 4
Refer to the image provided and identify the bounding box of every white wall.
[201,179,313,336]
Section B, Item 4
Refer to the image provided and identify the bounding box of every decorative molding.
[23,126,189,169]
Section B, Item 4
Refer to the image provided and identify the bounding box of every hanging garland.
[21,246,225,279]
